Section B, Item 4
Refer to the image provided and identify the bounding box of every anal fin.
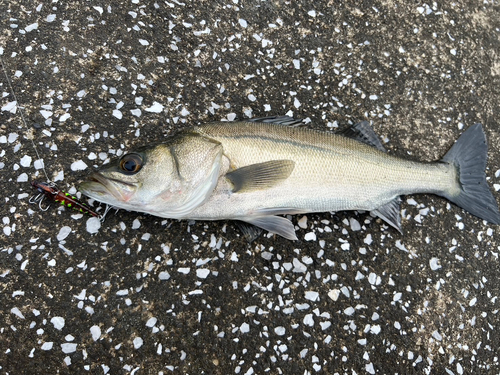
[371,197,403,233]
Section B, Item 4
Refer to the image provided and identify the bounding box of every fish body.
[190,122,457,218]
[80,117,500,240]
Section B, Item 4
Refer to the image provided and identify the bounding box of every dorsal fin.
[248,116,304,127]
[339,121,386,152]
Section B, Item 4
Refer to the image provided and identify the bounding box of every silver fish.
[80,116,500,240]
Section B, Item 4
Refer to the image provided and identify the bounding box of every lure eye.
[119,153,143,174]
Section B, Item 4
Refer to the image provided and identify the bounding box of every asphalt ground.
[1,1,500,374]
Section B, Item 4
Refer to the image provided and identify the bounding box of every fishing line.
[1,56,50,181]
[2,55,108,220]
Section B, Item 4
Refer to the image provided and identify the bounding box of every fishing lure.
[30,180,101,218]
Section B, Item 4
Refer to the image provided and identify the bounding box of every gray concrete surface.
[1,1,500,374]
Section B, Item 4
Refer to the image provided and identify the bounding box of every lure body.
[30,180,100,217]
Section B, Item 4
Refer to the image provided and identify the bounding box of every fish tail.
[441,123,500,224]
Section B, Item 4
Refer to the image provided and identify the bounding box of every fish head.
[80,134,223,218]
[80,145,177,212]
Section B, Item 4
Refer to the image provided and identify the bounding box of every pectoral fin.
[372,197,402,233]
[240,215,298,240]
[226,160,295,193]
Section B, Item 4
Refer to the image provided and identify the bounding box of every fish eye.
[119,153,143,174]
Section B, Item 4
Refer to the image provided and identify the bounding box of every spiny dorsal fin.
[340,121,386,152]
[226,160,295,193]
[371,197,402,233]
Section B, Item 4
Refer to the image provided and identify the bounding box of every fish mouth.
[80,172,136,202]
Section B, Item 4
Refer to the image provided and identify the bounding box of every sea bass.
[80,116,500,240]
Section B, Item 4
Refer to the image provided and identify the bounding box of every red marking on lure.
[30,180,100,217]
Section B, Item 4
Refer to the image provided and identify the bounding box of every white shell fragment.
[429,257,442,271]
[328,289,340,301]
[133,337,143,349]
[274,326,286,336]
[34,159,45,170]
[51,316,65,330]
[11,307,25,319]
[146,318,157,328]
[112,109,123,119]
[61,343,77,354]
[57,226,72,241]
[1,101,17,113]
[158,271,170,280]
[305,291,319,301]
[304,232,316,241]
[71,160,88,171]
[86,217,101,234]
[40,110,53,119]
[41,342,54,351]
[25,23,39,32]
[145,102,164,113]
[90,325,101,341]
[59,113,71,122]
[17,173,29,182]
[20,155,32,167]
[196,269,210,279]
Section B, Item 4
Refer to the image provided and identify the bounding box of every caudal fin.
[441,124,500,224]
